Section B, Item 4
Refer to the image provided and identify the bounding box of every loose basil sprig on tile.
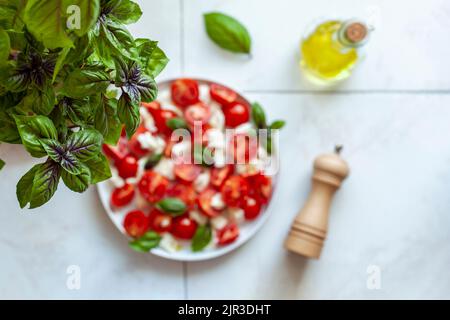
[204,12,252,54]
[251,102,286,154]
[191,224,212,252]
[0,0,168,209]
[129,231,162,253]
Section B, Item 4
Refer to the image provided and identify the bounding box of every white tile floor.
[1,0,450,299]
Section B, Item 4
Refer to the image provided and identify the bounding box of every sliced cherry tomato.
[210,83,237,106]
[141,101,161,113]
[184,102,211,126]
[210,165,234,189]
[171,215,198,239]
[220,175,249,207]
[217,223,239,246]
[223,101,250,128]
[198,188,222,218]
[166,183,197,208]
[111,183,135,207]
[138,170,169,203]
[148,208,173,233]
[153,109,178,136]
[102,144,124,164]
[117,155,138,179]
[171,79,199,108]
[128,125,150,158]
[174,163,201,183]
[123,210,149,238]
[243,196,262,220]
[229,133,258,163]
[247,173,272,204]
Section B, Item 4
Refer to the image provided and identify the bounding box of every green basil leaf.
[39,139,65,163]
[60,97,92,126]
[27,86,56,116]
[117,93,140,138]
[166,117,188,130]
[61,167,91,193]
[0,28,10,66]
[23,0,73,49]
[66,0,101,36]
[135,39,169,78]
[191,224,212,252]
[94,96,122,145]
[251,102,267,129]
[97,17,136,63]
[84,153,111,184]
[29,160,61,209]
[61,65,110,98]
[144,153,162,170]
[204,12,251,54]
[156,197,187,216]
[270,120,286,130]
[52,47,70,82]
[0,158,4,171]
[65,129,102,161]
[59,151,84,175]
[0,107,20,144]
[129,231,161,252]
[109,0,142,25]
[13,115,58,157]
[16,164,40,208]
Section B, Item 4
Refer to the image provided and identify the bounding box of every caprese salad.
[102,79,285,253]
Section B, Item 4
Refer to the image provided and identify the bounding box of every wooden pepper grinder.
[284,145,349,259]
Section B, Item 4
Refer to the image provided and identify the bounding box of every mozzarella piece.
[153,158,175,180]
[171,141,192,162]
[227,207,245,224]
[139,107,157,133]
[137,131,166,154]
[161,103,183,116]
[194,171,210,193]
[159,233,181,253]
[206,128,225,149]
[189,210,208,225]
[199,84,211,102]
[213,149,226,168]
[208,101,225,130]
[210,193,226,210]
[210,215,228,230]
[234,122,253,134]
[110,167,125,188]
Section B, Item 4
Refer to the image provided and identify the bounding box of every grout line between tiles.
[242,89,450,95]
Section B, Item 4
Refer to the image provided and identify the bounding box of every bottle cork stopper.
[284,145,349,259]
[345,22,367,43]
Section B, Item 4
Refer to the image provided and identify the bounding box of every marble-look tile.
[183,0,450,91]
[128,0,182,79]
[186,93,450,299]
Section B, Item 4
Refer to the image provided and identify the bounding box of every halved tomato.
[198,188,222,218]
[102,144,124,164]
[117,155,138,179]
[128,125,150,158]
[174,163,201,183]
[171,79,199,108]
[153,109,179,136]
[243,196,262,220]
[148,208,173,233]
[171,215,198,239]
[229,133,258,163]
[223,101,250,128]
[166,183,197,208]
[123,210,149,238]
[210,83,237,106]
[138,170,169,203]
[111,183,135,207]
[184,102,211,126]
[217,223,239,246]
[247,173,272,204]
[210,165,234,189]
[220,175,249,207]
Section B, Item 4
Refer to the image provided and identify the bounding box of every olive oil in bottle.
[300,20,370,85]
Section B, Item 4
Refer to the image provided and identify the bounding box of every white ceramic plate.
[97,79,278,261]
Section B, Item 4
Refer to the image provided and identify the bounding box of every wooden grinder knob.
[284,146,350,259]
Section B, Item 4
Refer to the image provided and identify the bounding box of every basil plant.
[0,0,168,209]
